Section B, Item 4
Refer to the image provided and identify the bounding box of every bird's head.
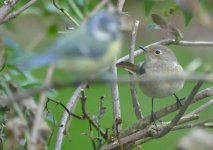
[87,11,121,42]
[140,45,178,63]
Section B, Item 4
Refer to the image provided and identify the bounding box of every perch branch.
[173,116,213,131]
[117,0,126,12]
[30,64,55,150]
[187,99,213,116]
[129,20,143,119]
[116,38,213,63]
[0,0,18,22]
[55,83,86,150]
[0,0,37,24]
[80,90,107,139]
[111,61,122,132]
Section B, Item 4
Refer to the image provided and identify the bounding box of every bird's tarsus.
[173,94,185,107]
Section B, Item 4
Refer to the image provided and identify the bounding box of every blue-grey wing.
[136,61,146,75]
[16,30,107,70]
[54,32,107,59]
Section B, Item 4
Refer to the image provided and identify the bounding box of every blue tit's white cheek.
[93,28,111,42]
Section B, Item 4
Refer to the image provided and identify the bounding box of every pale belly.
[139,62,185,98]
[140,78,185,98]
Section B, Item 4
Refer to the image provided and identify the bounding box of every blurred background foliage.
[0,0,213,149]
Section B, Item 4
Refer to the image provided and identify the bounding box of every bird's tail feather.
[15,52,57,70]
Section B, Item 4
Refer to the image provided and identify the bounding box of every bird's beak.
[139,46,147,52]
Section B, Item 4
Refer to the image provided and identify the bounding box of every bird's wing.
[53,28,107,59]
[136,61,146,75]
[15,28,108,70]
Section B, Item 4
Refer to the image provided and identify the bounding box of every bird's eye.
[155,50,161,55]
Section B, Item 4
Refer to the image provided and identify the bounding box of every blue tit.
[15,11,122,79]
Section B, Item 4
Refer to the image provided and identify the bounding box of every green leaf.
[163,4,179,17]
[151,14,168,29]
[183,10,193,26]
[144,0,155,16]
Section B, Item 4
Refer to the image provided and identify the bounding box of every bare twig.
[0,0,37,24]
[46,98,83,119]
[80,90,107,139]
[0,0,18,22]
[111,61,122,132]
[173,117,213,131]
[117,0,126,12]
[187,99,213,116]
[52,0,80,26]
[30,64,55,150]
[55,83,86,150]
[116,38,213,63]
[129,20,143,120]
[111,60,123,150]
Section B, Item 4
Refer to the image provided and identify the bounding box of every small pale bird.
[117,45,185,121]
[15,11,122,79]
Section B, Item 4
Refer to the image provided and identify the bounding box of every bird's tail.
[116,61,137,73]
[15,52,57,70]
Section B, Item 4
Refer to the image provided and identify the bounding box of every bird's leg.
[151,98,158,126]
[173,94,184,107]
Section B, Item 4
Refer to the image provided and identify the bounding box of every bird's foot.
[174,94,185,108]
[151,112,162,127]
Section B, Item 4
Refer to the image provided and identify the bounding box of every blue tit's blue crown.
[87,12,120,42]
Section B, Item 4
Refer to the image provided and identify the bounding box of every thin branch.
[117,0,126,12]
[116,38,213,64]
[129,20,143,119]
[80,90,107,140]
[30,64,55,150]
[187,99,213,116]
[52,0,80,26]
[55,83,86,150]
[111,60,123,150]
[120,86,213,138]
[0,0,37,24]
[46,98,83,119]
[111,61,122,132]
[0,0,18,22]
[173,117,213,131]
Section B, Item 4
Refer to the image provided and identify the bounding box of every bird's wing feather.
[136,61,146,75]
[52,28,107,59]
[15,28,108,70]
